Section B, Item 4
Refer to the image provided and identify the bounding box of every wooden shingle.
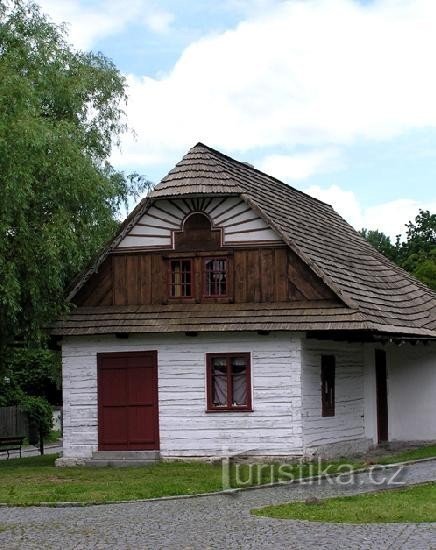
[56,143,436,338]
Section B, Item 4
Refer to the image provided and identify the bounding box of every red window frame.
[206,353,252,412]
[203,257,228,297]
[168,258,193,299]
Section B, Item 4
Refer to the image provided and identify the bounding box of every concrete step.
[85,450,160,467]
[91,451,160,461]
[85,459,156,468]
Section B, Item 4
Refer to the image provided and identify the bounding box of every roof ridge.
[193,142,334,210]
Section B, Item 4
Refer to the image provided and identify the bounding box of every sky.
[37,0,436,239]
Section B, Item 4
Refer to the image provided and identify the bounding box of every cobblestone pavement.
[1,460,436,549]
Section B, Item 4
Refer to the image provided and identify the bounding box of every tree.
[359,228,398,262]
[361,210,436,291]
[397,210,436,290]
[0,0,149,372]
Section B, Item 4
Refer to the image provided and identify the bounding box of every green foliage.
[0,1,151,371]
[0,347,60,406]
[360,210,436,290]
[360,228,398,261]
[20,394,52,439]
[413,256,436,290]
[397,210,436,289]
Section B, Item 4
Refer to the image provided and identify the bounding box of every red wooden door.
[97,352,159,450]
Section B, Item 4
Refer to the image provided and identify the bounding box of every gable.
[117,196,283,250]
[74,245,338,308]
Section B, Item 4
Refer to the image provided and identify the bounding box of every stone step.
[85,459,156,468]
[91,450,160,460]
[85,450,160,467]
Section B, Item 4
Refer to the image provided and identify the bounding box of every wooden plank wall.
[0,406,28,437]
[75,248,336,307]
[61,333,304,459]
[301,339,368,454]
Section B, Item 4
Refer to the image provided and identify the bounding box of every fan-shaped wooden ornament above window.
[174,212,222,251]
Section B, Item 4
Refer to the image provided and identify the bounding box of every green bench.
[0,436,25,459]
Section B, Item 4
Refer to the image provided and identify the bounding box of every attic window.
[169,259,193,298]
[204,258,227,297]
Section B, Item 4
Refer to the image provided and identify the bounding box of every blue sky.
[38,0,436,238]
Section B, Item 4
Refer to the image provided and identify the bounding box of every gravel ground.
[1,459,435,549]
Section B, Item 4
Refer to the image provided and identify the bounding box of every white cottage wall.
[61,332,303,460]
[363,344,378,445]
[301,339,372,457]
[387,342,436,442]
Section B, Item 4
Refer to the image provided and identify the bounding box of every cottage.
[52,143,436,465]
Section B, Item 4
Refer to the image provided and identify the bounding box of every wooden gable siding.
[74,257,113,307]
[75,247,336,307]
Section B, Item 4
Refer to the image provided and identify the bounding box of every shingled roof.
[54,142,436,338]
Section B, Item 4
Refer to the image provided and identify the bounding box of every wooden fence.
[0,406,28,437]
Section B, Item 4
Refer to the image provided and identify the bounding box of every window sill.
[205,408,253,413]
[201,296,233,303]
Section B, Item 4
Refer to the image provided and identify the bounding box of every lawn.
[374,444,436,464]
[0,444,435,506]
[0,454,359,505]
[252,483,436,523]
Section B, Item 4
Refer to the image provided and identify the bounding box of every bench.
[0,436,25,459]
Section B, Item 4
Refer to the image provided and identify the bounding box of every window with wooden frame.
[203,257,227,297]
[321,355,335,417]
[206,353,252,411]
[169,259,193,298]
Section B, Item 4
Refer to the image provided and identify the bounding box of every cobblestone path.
[1,459,435,549]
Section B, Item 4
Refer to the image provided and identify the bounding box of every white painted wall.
[387,342,436,441]
[362,344,378,444]
[61,332,303,459]
[301,339,371,456]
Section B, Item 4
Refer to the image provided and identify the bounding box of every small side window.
[321,355,335,417]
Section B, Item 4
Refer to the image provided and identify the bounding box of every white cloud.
[38,0,174,49]
[223,0,283,15]
[144,11,174,34]
[258,148,343,181]
[304,184,436,239]
[113,0,436,168]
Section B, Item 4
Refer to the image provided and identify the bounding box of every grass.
[0,443,435,506]
[0,454,359,505]
[375,444,436,465]
[252,483,436,523]
[44,430,62,444]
